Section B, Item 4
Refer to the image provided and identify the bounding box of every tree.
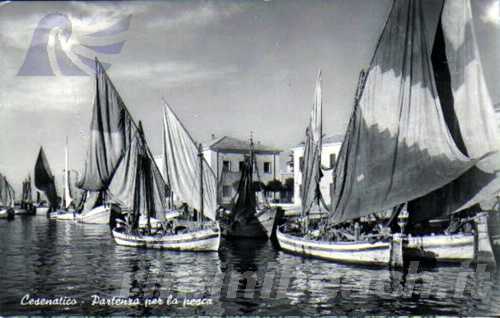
[266,179,283,202]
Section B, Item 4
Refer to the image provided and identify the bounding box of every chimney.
[211,133,216,140]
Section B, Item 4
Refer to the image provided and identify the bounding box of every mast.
[198,143,204,224]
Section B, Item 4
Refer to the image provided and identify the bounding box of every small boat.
[0,174,16,220]
[219,138,278,239]
[79,59,220,251]
[277,227,403,266]
[112,220,220,251]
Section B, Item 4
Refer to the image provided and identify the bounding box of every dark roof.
[204,136,282,154]
[293,134,344,148]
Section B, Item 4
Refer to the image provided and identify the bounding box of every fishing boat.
[277,70,403,267]
[0,174,15,220]
[147,100,222,251]
[400,0,499,265]
[279,0,499,267]
[219,138,278,239]
[15,176,35,215]
[34,147,59,217]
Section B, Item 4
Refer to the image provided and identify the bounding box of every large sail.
[330,0,474,224]
[301,72,323,216]
[162,102,218,220]
[408,0,500,220]
[107,125,168,223]
[78,59,135,191]
[34,147,58,208]
[0,174,15,207]
[232,152,257,220]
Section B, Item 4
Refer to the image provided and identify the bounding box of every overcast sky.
[1,0,499,192]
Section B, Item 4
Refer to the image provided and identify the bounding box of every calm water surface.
[1,215,500,315]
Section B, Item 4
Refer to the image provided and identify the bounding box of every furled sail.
[107,124,168,224]
[78,59,134,191]
[162,102,218,220]
[232,153,257,220]
[408,0,500,220]
[301,71,323,216]
[330,0,474,224]
[22,176,32,203]
[0,174,15,207]
[34,147,58,208]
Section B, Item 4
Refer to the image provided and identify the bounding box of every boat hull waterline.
[222,207,277,239]
[112,224,221,252]
[276,226,403,267]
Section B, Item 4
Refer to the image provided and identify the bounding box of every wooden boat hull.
[76,205,111,224]
[221,207,277,239]
[111,223,221,252]
[51,210,75,221]
[406,212,495,265]
[0,208,14,220]
[405,233,475,262]
[276,226,401,266]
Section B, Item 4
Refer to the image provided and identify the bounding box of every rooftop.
[293,134,344,148]
[204,136,282,154]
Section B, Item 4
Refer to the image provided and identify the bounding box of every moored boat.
[219,138,278,239]
[112,220,220,251]
[34,147,59,215]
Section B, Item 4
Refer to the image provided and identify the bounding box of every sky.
[0,0,500,193]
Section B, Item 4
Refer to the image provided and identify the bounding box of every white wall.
[292,142,342,207]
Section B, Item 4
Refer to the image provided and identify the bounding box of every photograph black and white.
[1,0,500,316]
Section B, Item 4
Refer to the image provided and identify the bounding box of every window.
[330,153,336,168]
[263,162,271,174]
[222,160,231,172]
[299,156,304,172]
[222,185,231,198]
[239,161,245,172]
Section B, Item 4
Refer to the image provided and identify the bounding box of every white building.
[291,134,343,207]
[155,135,282,205]
[203,136,282,204]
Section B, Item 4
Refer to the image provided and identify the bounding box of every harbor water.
[1,215,500,315]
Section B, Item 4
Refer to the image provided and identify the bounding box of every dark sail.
[408,0,500,221]
[107,124,168,225]
[78,59,135,191]
[232,154,257,221]
[330,0,474,224]
[34,147,58,208]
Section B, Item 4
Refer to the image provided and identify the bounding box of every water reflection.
[0,216,499,315]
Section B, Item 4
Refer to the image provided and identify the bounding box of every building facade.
[203,136,281,204]
[291,135,343,207]
[155,136,282,205]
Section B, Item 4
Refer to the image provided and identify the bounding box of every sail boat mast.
[198,143,204,225]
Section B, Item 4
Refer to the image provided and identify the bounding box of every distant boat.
[219,138,278,239]
[34,146,59,216]
[0,174,15,220]
[14,175,36,215]
[53,139,76,221]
